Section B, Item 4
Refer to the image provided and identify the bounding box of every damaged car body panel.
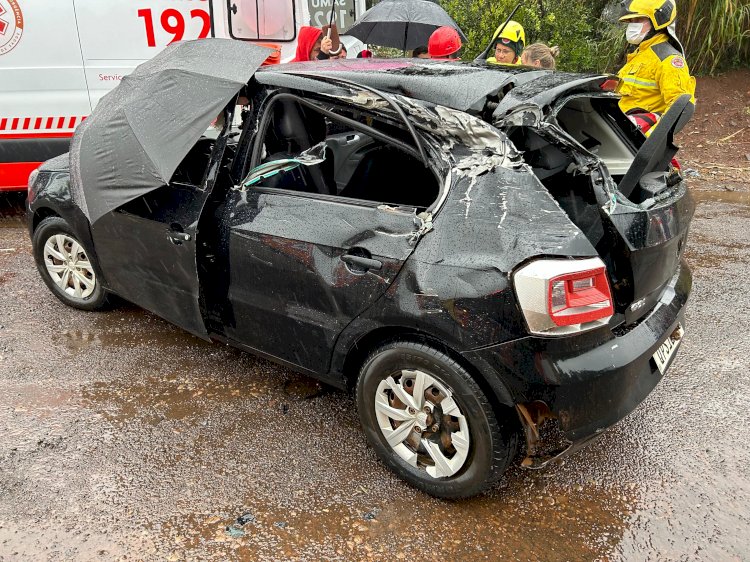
[28,53,695,497]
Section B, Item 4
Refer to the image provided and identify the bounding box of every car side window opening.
[249,95,440,211]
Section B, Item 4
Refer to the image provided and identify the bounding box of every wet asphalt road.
[1,190,749,561]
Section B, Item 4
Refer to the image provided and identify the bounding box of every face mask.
[626,22,649,44]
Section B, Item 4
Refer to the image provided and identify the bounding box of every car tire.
[356,341,518,499]
[32,217,109,311]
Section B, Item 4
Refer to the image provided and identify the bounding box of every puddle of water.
[691,189,750,206]
[81,372,275,426]
[147,479,633,561]
[49,308,210,353]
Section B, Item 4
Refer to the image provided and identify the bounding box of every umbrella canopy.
[69,39,271,224]
[346,0,467,52]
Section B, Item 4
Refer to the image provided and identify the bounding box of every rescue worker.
[291,26,333,62]
[428,26,463,60]
[617,0,696,134]
[486,21,526,65]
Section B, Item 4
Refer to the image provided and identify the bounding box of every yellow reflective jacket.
[617,34,696,116]
[486,55,521,65]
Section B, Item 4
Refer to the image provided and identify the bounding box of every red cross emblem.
[0,5,8,36]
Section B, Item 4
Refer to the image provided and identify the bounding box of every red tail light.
[514,258,614,336]
[600,78,619,92]
[548,267,614,326]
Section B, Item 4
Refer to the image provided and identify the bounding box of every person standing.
[428,27,463,60]
[617,0,696,134]
[486,21,526,65]
[291,26,333,62]
[521,43,560,69]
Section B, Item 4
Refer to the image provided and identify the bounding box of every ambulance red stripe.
[0,116,88,133]
[0,162,43,191]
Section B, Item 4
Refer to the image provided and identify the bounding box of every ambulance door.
[219,0,297,61]
[73,0,212,110]
[0,0,90,190]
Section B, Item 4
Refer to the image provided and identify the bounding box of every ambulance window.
[228,0,296,41]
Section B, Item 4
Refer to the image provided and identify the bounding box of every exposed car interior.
[250,97,441,211]
[171,137,217,187]
[555,97,636,177]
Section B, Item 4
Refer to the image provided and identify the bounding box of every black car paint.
[465,263,690,440]
[27,60,694,455]
[217,188,419,374]
[27,155,107,289]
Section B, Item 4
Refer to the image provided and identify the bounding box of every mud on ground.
[1,71,749,561]
[678,69,750,192]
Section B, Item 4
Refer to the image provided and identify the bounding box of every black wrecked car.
[27,40,694,499]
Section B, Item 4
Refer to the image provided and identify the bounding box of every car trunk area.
[501,94,694,327]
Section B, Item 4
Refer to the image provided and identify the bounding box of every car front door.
[91,128,230,339]
[220,187,421,373]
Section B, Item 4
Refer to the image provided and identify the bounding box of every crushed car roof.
[255,59,608,114]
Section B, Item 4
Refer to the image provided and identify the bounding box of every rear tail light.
[600,78,620,92]
[513,258,614,336]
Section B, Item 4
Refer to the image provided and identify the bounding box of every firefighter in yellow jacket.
[486,21,526,65]
[617,0,696,134]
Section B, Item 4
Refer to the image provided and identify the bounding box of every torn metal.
[328,89,390,110]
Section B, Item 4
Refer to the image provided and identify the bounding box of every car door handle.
[167,230,191,245]
[342,254,382,271]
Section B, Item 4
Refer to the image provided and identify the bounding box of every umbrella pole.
[403,22,408,57]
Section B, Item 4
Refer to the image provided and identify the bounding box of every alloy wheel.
[43,234,97,300]
[374,369,470,478]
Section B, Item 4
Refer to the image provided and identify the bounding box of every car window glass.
[228,0,296,41]
[252,98,440,210]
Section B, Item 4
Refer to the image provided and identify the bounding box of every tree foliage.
[438,0,618,72]
[363,0,749,75]
[436,0,749,75]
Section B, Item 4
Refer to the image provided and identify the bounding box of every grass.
[679,0,750,74]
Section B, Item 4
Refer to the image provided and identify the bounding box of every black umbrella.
[69,39,271,224]
[346,0,467,52]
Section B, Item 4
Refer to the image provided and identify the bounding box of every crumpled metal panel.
[256,59,549,114]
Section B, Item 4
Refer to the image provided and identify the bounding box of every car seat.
[266,100,335,196]
[338,146,437,208]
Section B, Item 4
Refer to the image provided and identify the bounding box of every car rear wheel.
[356,341,518,499]
[32,217,108,311]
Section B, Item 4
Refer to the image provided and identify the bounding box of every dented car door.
[219,189,421,373]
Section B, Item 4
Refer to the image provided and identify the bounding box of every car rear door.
[220,188,420,373]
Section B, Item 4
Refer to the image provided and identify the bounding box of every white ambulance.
[0,0,365,191]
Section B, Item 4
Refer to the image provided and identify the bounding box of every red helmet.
[428,26,462,59]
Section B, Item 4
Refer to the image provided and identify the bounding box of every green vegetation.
[438,0,750,75]
[382,0,749,75]
[679,0,750,74]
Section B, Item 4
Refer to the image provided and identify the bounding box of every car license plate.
[653,323,684,374]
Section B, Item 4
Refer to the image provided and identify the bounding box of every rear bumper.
[464,261,691,445]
